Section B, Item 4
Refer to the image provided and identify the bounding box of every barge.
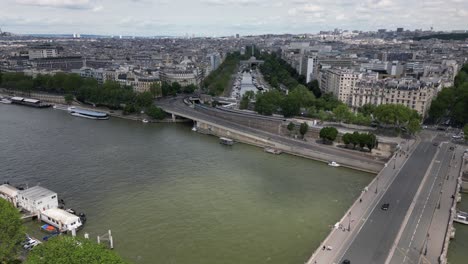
[219,137,234,146]
[10,97,52,108]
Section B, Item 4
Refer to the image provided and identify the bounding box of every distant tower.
[251,45,254,57]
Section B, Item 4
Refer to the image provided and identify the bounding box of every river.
[0,104,373,264]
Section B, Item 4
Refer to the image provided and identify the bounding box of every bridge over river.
[156,96,386,173]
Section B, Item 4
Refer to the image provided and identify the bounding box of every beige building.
[319,68,358,105]
[160,68,201,87]
[350,78,439,117]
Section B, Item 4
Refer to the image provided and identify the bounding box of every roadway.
[388,142,462,264]
[338,135,439,263]
[156,97,386,172]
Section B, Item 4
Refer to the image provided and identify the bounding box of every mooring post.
[109,230,114,249]
[97,236,100,244]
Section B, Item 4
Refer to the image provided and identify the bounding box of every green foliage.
[287,122,295,132]
[64,94,74,105]
[306,80,322,98]
[259,53,300,91]
[135,92,154,109]
[26,236,126,264]
[428,64,468,126]
[149,82,162,97]
[374,104,420,129]
[182,84,197,94]
[407,119,421,135]
[333,104,352,122]
[146,105,167,120]
[0,199,25,263]
[358,104,377,117]
[464,124,468,141]
[239,91,255,110]
[0,72,152,111]
[203,52,242,96]
[319,127,338,143]
[254,90,282,115]
[343,132,378,151]
[299,122,309,137]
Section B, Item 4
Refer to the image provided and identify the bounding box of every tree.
[25,236,126,264]
[342,133,352,146]
[299,122,309,138]
[64,94,74,105]
[319,127,338,144]
[239,91,254,110]
[0,199,25,263]
[183,84,197,94]
[254,90,282,116]
[333,105,352,123]
[281,95,301,117]
[358,104,377,117]
[350,131,360,149]
[135,92,153,109]
[146,105,166,120]
[306,80,321,98]
[287,122,295,136]
[407,118,421,135]
[365,133,378,151]
[149,82,162,98]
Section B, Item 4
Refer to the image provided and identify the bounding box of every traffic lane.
[390,144,450,264]
[340,142,437,264]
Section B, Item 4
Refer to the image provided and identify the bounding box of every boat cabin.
[219,137,234,146]
[0,184,19,207]
[40,208,83,232]
[17,186,58,214]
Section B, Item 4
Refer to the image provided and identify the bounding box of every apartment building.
[319,68,359,104]
[350,78,439,117]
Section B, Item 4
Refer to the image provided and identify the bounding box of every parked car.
[381,203,390,211]
[23,239,39,250]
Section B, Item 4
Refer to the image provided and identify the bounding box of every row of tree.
[0,199,126,263]
[202,52,243,96]
[342,132,378,151]
[0,72,171,118]
[428,63,468,126]
[259,52,321,97]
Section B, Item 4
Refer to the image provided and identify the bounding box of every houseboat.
[219,137,234,146]
[40,208,83,232]
[10,97,51,108]
[68,107,109,120]
[454,210,468,225]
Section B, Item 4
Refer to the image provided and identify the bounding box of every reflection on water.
[0,105,373,264]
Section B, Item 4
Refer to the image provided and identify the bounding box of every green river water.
[1,104,374,264]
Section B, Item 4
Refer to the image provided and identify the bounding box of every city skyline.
[1,0,467,36]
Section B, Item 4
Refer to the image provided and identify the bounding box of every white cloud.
[16,0,98,9]
[302,4,323,13]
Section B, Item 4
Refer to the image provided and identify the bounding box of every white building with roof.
[0,184,19,207]
[17,186,58,214]
[40,208,82,232]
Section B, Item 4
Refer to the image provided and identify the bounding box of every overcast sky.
[1,0,467,36]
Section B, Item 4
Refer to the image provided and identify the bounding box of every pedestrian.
[359,198,362,203]
[322,245,326,250]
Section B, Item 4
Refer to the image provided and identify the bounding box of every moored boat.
[264,147,282,155]
[142,119,149,123]
[219,137,234,146]
[328,161,340,167]
[68,107,109,120]
[10,97,51,108]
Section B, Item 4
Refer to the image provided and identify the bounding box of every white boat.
[68,107,109,120]
[328,161,340,167]
[219,137,234,146]
[264,147,282,155]
[142,119,149,123]
[0,98,12,104]
[192,126,197,132]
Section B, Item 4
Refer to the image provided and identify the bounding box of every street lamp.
[375,176,379,194]
[348,211,351,231]
[393,156,396,169]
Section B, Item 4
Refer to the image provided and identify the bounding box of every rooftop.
[19,186,56,201]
